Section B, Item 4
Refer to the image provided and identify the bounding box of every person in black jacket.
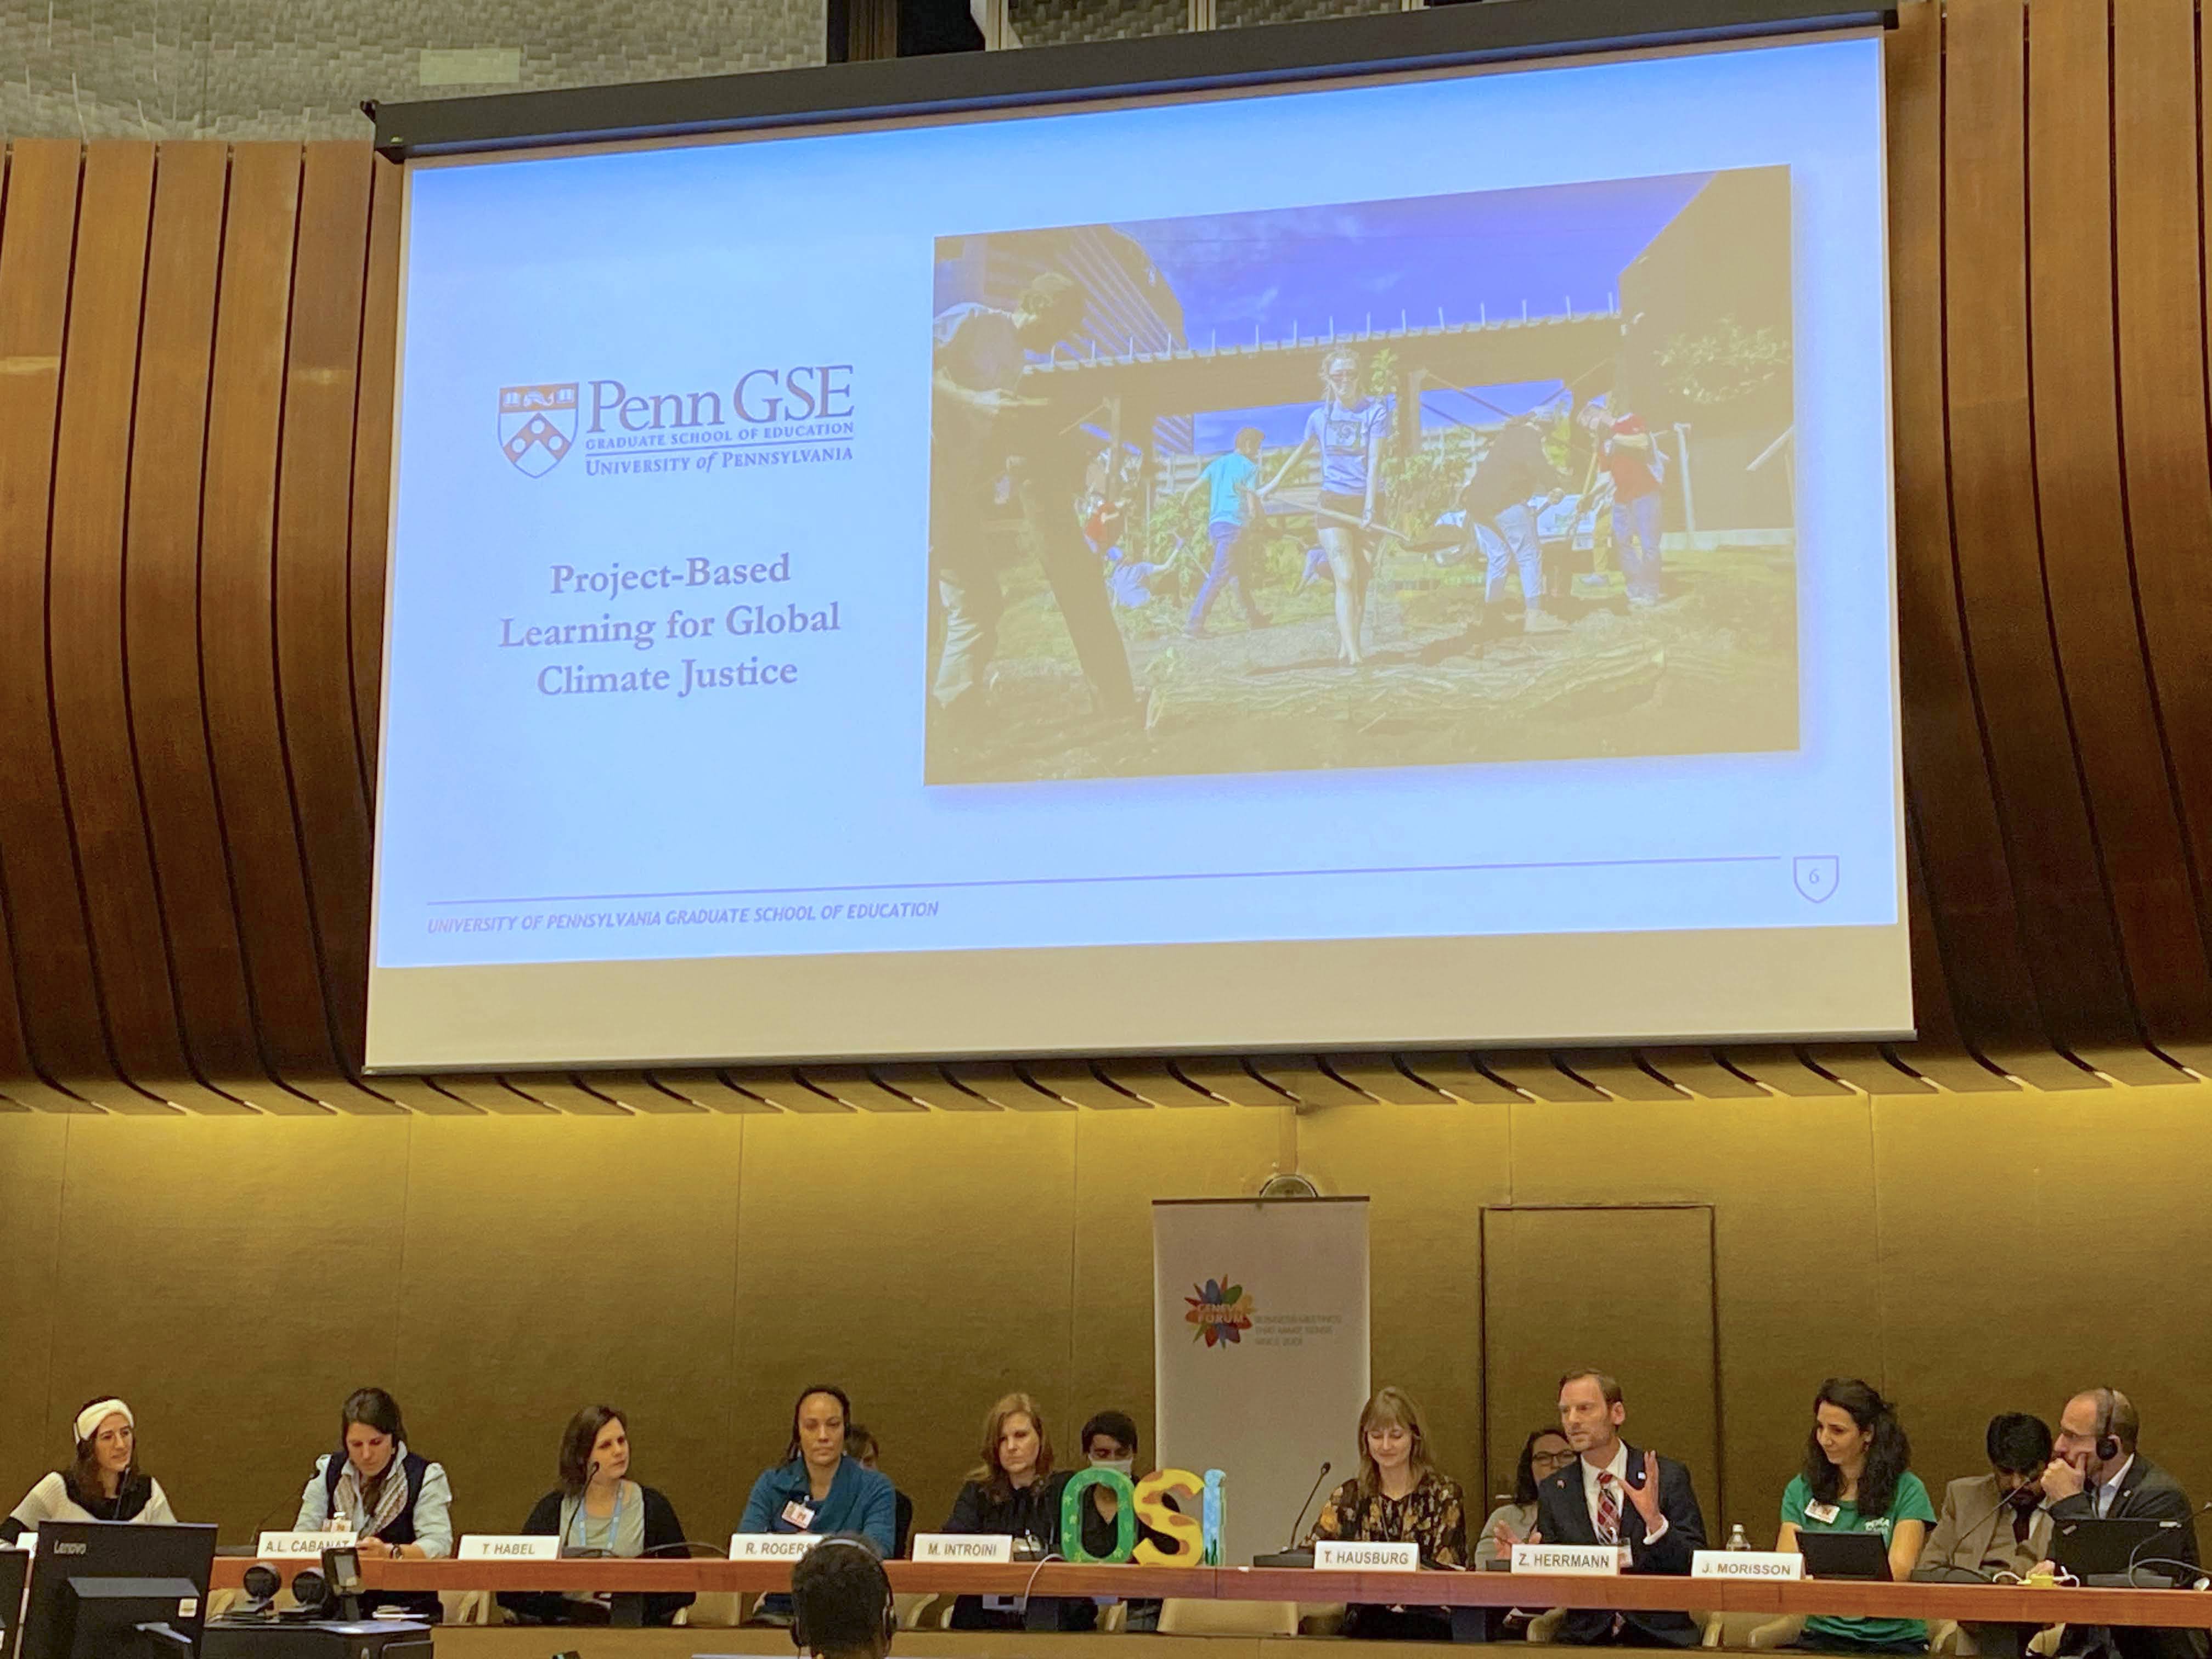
[498,1404,694,1628]
[943,1392,1081,1630]
[2039,1389,2207,1659]
[1532,1368,1706,1646]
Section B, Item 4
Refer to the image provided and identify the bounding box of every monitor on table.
[21,1521,217,1659]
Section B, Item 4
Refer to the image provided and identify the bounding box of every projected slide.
[925,170,1796,787]
[368,33,1906,1069]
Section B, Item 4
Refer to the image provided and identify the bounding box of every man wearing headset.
[791,1534,896,1659]
[2040,1389,2205,1659]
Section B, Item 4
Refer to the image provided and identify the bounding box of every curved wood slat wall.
[4,5,2212,1115]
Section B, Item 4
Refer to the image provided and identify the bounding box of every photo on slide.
[924,166,1797,787]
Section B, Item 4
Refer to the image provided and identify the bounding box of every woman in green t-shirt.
[1778,1378,1936,1654]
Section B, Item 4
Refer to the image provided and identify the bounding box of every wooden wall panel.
[274,142,378,1081]
[349,160,402,803]
[1943,0,2141,1053]
[2023,0,2210,1073]
[1882,0,2050,1059]
[45,143,201,1114]
[8,3,2212,1103]
[0,140,116,1098]
[2112,0,2212,1071]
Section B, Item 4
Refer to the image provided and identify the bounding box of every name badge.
[780,1500,817,1530]
[913,1533,1014,1564]
[1316,1540,1418,1572]
[731,1533,823,1561]
[1511,1542,1626,1576]
[1803,1502,1841,1525]
[1692,1550,1805,1581]
[459,1535,561,1560]
[257,1531,358,1559]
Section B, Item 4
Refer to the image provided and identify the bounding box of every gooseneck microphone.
[1288,1462,1333,1549]
[569,1461,601,1552]
[1252,1462,1333,1568]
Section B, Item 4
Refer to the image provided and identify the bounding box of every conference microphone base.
[1252,1550,1314,1569]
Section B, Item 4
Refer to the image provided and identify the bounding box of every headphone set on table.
[790,1536,897,1656]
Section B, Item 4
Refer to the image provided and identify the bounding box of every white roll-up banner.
[1153,1197,1370,1567]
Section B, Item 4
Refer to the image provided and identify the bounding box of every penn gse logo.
[499,383,578,477]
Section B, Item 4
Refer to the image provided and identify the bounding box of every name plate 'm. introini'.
[257,1531,357,1559]
[1511,1542,1626,1576]
[730,1533,823,1561]
[1692,1550,1805,1580]
[912,1533,1015,1564]
[1316,1540,1419,1572]
[458,1535,561,1560]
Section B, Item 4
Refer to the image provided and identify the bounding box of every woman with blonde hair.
[1259,346,1392,667]
[943,1392,1084,1630]
[1308,1385,1468,1639]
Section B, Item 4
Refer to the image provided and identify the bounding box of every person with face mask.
[292,1386,453,1622]
[1076,1412,1179,1630]
[3,1397,177,1541]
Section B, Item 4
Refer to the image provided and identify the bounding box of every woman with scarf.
[3,1396,178,1540]
[293,1386,454,1621]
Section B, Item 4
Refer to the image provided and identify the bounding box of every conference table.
[204,1558,2212,1654]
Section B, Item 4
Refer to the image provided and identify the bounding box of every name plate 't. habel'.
[912,1533,1015,1564]
[1691,1550,1805,1581]
[257,1530,358,1559]
[1511,1542,1627,1576]
[458,1535,562,1560]
[1316,1540,1419,1572]
[731,1533,825,1561]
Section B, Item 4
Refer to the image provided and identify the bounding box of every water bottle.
[1726,1524,1751,1551]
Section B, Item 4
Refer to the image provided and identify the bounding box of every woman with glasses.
[1475,1428,1576,1640]
[1476,1429,1575,1566]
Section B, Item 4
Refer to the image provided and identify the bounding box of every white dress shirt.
[2094,1456,2135,1519]
[1581,1442,1668,1547]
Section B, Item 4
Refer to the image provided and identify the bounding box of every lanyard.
[570,1483,624,1554]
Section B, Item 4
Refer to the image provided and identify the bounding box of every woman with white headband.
[1,1396,177,1541]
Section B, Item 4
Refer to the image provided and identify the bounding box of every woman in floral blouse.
[1307,1385,1468,1639]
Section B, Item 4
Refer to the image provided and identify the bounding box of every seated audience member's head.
[1987,1413,2053,1493]
[791,1534,894,1659]
[1515,1427,1575,1505]
[1081,1411,1141,1477]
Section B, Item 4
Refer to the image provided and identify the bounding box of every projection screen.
[366,29,1906,1070]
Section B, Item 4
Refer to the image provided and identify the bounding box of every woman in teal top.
[739,1384,898,1555]
[1778,1378,1937,1654]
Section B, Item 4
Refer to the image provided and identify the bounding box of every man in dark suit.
[2042,1389,2207,1659]
[1532,1368,1708,1646]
